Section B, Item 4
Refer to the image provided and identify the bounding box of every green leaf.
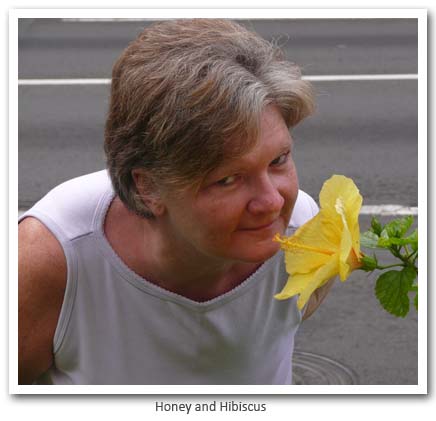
[378,229,391,247]
[384,215,414,238]
[375,267,417,317]
[383,229,418,251]
[370,217,383,235]
[361,231,380,249]
[389,236,416,247]
[406,229,418,252]
[414,292,418,311]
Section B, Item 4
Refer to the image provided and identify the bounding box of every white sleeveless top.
[19,170,318,385]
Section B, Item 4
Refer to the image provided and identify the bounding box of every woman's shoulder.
[289,189,319,229]
[19,170,113,241]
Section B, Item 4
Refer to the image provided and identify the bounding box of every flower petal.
[334,197,353,280]
[320,175,362,226]
[319,175,363,275]
[275,256,338,309]
[277,213,338,275]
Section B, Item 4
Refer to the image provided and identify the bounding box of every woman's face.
[159,105,299,264]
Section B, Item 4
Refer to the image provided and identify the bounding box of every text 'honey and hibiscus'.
[274,175,418,318]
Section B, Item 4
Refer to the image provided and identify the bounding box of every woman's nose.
[247,178,285,215]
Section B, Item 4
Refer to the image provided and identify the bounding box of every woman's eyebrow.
[279,141,292,153]
[274,138,293,155]
[233,141,292,169]
[212,135,293,172]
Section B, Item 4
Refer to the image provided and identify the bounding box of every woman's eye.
[271,152,290,166]
[216,175,238,186]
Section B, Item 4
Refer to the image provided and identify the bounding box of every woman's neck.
[104,197,261,302]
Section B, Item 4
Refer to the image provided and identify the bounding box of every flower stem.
[376,263,405,270]
[389,247,410,265]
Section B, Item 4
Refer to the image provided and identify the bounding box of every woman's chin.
[234,240,281,263]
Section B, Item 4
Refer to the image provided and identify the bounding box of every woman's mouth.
[239,218,279,232]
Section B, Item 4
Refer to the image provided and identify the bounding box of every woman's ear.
[131,169,166,217]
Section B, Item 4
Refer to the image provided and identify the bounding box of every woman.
[18,19,333,385]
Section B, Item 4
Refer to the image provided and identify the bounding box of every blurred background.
[18,18,419,385]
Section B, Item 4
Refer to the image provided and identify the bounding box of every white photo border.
[9,8,427,395]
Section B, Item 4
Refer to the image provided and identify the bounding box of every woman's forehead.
[224,105,292,156]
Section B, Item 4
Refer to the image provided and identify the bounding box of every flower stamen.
[274,234,335,256]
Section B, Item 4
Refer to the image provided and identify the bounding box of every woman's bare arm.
[301,277,336,321]
[18,217,67,384]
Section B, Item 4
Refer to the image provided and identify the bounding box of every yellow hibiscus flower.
[274,175,363,310]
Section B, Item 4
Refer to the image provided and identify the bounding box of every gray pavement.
[17,18,419,385]
[18,18,418,78]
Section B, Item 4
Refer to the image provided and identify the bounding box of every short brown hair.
[104,19,314,217]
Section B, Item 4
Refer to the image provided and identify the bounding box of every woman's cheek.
[193,197,234,229]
